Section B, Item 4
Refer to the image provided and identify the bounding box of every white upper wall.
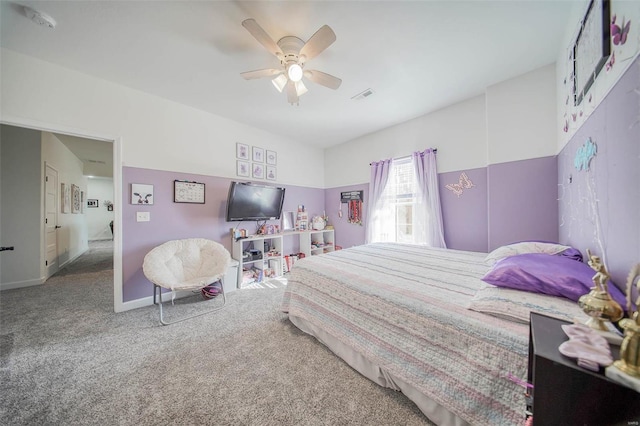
[324,94,488,187]
[0,48,325,188]
[486,63,557,165]
[325,61,559,187]
[86,178,114,240]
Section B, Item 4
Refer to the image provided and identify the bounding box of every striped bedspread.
[281,243,530,426]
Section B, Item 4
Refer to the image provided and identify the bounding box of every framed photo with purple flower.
[266,150,277,165]
[266,166,277,181]
[237,160,249,177]
[252,163,264,179]
[236,142,249,160]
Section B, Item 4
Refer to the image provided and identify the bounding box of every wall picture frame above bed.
[573,0,611,106]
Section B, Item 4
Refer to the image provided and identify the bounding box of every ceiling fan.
[240,19,342,105]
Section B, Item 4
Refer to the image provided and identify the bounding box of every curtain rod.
[370,148,437,166]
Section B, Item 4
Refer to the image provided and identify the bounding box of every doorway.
[0,121,121,312]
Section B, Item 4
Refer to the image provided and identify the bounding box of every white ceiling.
[1,1,575,149]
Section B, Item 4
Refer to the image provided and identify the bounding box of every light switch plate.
[136,212,150,222]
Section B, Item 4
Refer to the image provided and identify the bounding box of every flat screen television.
[225,181,286,222]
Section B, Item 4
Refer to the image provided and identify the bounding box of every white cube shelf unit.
[232,234,283,288]
[299,229,335,257]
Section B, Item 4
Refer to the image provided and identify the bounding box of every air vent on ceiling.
[87,159,106,165]
[351,88,374,101]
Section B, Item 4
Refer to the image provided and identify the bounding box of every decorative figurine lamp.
[613,264,640,378]
[578,250,624,331]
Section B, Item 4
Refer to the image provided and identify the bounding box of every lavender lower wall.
[323,184,368,249]
[323,158,558,255]
[487,156,559,250]
[439,167,488,252]
[121,167,325,303]
[558,56,640,289]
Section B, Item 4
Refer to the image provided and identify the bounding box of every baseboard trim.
[119,289,202,312]
[0,277,45,291]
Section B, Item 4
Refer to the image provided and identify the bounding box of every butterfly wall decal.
[445,172,475,197]
[606,51,616,72]
[611,15,631,46]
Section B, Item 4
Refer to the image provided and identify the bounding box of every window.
[375,158,419,243]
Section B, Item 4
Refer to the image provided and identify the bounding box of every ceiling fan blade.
[286,81,299,105]
[299,25,336,62]
[240,68,282,80]
[303,70,342,90]
[242,19,284,58]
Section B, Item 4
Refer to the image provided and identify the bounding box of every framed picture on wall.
[266,150,277,165]
[71,184,81,214]
[237,160,249,177]
[252,146,264,163]
[266,166,276,181]
[573,0,611,105]
[131,183,154,205]
[236,142,249,160]
[61,183,70,214]
[252,163,264,179]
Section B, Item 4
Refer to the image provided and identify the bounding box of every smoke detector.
[23,6,56,29]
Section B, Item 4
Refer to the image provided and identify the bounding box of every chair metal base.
[153,280,226,326]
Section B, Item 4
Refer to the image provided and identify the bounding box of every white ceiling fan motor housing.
[277,36,304,66]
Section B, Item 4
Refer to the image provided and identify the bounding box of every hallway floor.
[53,240,113,277]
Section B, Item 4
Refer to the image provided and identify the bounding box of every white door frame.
[0,115,124,313]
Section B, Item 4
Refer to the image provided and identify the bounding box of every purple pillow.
[482,253,627,307]
[557,247,583,262]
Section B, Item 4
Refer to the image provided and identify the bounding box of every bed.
[281,242,592,426]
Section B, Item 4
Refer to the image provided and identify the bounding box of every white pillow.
[484,242,572,265]
[467,284,588,324]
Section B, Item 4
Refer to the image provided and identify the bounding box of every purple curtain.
[365,159,391,244]
[412,149,446,248]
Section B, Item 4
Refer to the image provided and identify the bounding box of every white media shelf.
[298,229,335,257]
[231,234,283,289]
[230,229,336,288]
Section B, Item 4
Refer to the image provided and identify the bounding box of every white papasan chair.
[143,238,231,325]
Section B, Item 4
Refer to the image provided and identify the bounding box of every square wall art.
[131,183,154,205]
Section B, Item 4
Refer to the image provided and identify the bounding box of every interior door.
[45,164,59,278]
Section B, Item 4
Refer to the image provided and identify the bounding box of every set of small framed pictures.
[236,143,277,181]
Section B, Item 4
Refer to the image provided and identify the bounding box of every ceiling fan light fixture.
[287,63,303,82]
[295,80,308,97]
[272,74,288,93]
